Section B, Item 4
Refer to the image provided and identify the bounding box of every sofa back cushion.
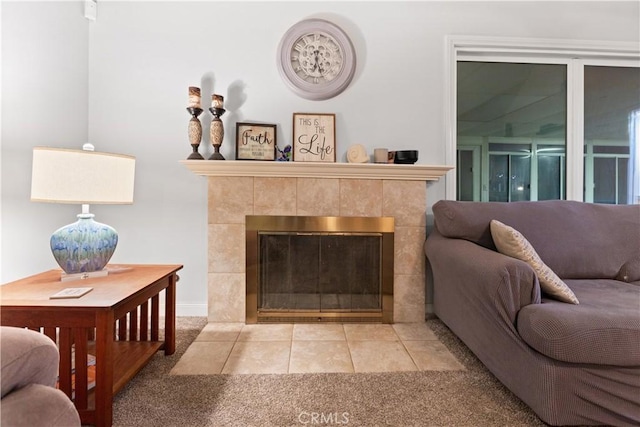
[432,200,640,280]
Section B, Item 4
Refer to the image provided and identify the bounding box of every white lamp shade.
[31,147,136,204]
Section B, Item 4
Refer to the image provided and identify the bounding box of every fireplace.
[246,216,394,323]
[179,161,453,323]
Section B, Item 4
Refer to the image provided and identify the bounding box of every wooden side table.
[0,264,182,427]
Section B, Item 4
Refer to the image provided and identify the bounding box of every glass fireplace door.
[259,233,382,313]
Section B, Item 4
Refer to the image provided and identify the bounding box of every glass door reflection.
[583,66,638,204]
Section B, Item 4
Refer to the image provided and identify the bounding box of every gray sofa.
[426,200,640,426]
[1,326,80,426]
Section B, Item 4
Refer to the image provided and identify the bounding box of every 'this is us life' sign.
[293,113,336,162]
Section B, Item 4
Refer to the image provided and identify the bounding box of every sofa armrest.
[426,229,541,328]
[1,384,81,427]
[1,327,59,398]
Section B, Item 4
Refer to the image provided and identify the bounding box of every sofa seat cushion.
[517,279,640,366]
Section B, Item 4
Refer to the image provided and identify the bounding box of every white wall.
[2,1,639,315]
[2,2,89,280]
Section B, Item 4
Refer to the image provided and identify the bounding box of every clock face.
[277,19,356,100]
[290,32,344,85]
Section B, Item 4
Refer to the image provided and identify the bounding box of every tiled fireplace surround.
[182,161,451,323]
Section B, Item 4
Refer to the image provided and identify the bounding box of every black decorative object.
[394,150,418,165]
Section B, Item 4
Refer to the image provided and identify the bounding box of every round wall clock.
[277,18,356,101]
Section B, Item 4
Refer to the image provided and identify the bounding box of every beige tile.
[222,341,291,374]
[393,274,426,323]
[170,341,234,375]
[208,273,245,322]
[208,176,254,224]
[289,341,354,373]
[293,324,346,341]
[392,322,437,341]
[403,340,465,371]
[339,179,383,217]
[394,226,426,276]
[195,322,244,342]
[343,324,398,341]
[383,180,427,227]
[254,178,297,216]
[208,224,245,273]
[238,324,293,341]
[175,323,465,375]
[296,178,340,216]
[348,340,417,372]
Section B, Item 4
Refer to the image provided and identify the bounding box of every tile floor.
[170,323,465,375]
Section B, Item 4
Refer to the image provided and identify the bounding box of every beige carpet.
[112,317,545,426]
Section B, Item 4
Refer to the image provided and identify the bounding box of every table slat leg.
[44,326,57,343]
[118,316,127,341]
[164,274,177,355]
[151,295,159,341]
[140,302,148,341]
[129,308,138,341]
[73,328,89,410]
[95,311,114,427]
[58,328,73,398]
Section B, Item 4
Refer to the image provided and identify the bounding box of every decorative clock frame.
[277,18,356,101]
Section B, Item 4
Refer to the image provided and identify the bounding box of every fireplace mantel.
[180,160,453,181]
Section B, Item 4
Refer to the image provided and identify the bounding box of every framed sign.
[292,113,336,162]
[235,122,277,161]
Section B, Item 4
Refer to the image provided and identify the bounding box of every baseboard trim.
[160,303,208,317]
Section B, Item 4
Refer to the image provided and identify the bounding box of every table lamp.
[30,145,136,280]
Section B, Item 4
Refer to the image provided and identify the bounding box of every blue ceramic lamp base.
[50,213,118,276]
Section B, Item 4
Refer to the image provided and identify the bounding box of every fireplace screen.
[260,233,381,311]
[246,216,394,323]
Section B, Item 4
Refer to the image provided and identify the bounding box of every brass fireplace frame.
[246,215,394,323]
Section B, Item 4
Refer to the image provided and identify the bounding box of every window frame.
[445,36,640,201]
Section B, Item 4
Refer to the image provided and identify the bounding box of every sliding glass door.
[451,39,639,204]
[583,65,638,204]
[457,61,568,202]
